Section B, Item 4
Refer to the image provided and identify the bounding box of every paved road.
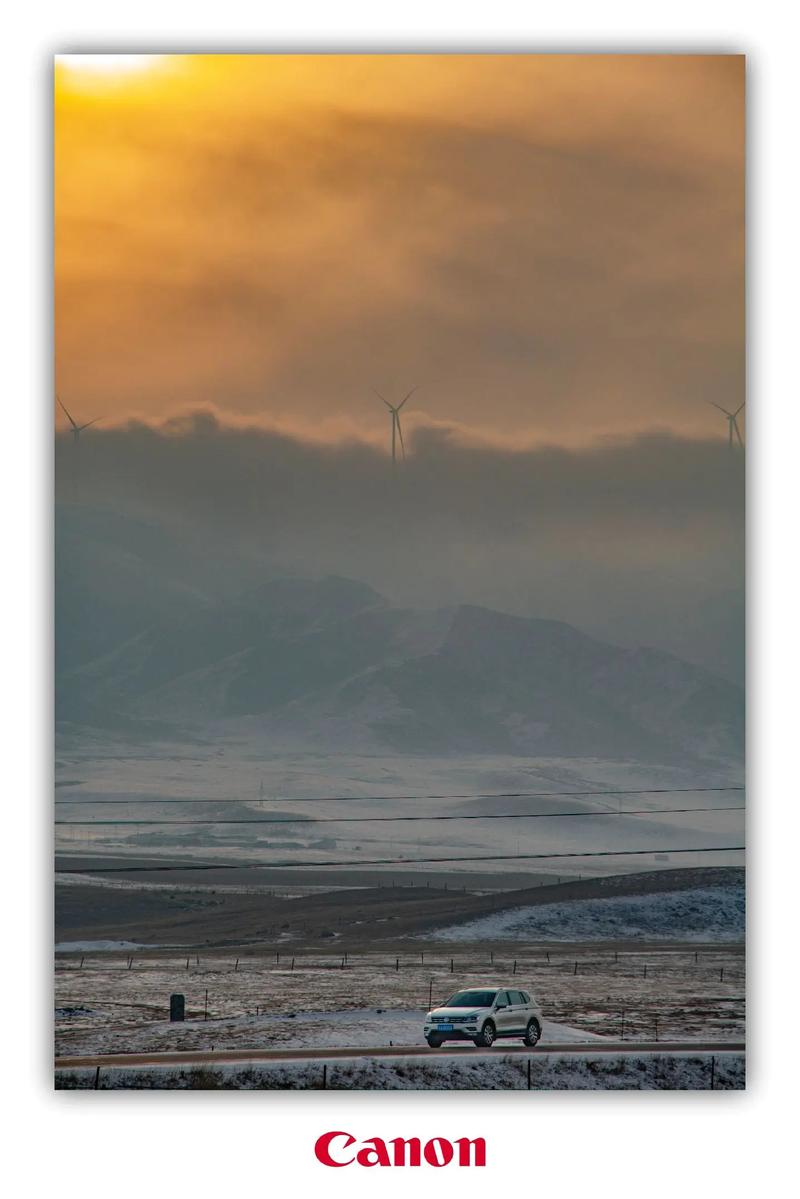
[55,1040,745,1070]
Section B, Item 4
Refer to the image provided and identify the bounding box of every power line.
[61,844,744,873]
[55,803,745,827]
[54,785,744,805]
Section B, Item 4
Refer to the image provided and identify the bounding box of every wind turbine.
[57,396,101,444]
[373,387,416,468]
[709,400,745,448]
[57,396,102,503]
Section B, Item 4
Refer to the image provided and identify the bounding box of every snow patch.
[428,885,745,943]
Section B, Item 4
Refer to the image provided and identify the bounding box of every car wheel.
[474,1020,496,1048]
[523,1018,542,1047]
[426,1035,443,1048]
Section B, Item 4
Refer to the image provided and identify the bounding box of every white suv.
[424,986,543,1048]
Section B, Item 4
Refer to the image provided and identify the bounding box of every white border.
[5,3,798,1196]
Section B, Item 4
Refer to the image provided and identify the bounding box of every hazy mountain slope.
[57,577,744,765]
[324,605,743,761]
[57,576,387,721]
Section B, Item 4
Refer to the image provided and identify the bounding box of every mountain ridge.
[57,574,743,765]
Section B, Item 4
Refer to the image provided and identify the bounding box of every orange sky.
[54,54,744,444]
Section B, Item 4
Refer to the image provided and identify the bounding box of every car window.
[496,991,511,1006]
[445,990,498,1008]
[510,990,525,1005]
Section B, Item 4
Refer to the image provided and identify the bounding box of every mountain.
[56,505,223,676]
[57,571,744,765]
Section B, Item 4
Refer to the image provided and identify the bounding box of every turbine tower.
[373,387,416,468]
[709,400,745,448]
[57,396,102,503]
[58,396,101,444]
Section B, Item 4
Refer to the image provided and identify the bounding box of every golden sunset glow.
[54,54,744,444]
[56,54,162,75]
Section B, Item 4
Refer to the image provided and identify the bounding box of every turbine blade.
[708,401,732,416]
[397,386,417,410]
[78,418,101,432]
[57,396,78,429]
[372,388,392,410]
[734,402,746,417]
[734,419,744,447]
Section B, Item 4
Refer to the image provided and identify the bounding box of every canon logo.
[314,1130,486,1168]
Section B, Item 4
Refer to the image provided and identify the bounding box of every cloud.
[55,411,744,682]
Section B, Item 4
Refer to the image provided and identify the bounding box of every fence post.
[513,959,517,975]
[94,1066,101,1090]
[186,957,189,970]
[450,958,454,973]
[573,961,578,976]
[291,957,295,971]
[395,957,399,971]
[204,989,208,1021]
[322,1064,327,1090]
[710,1055,716,1090]
[235,958,239,972]
[654,1017,659,1042]
[527,1058,532,1090]
[80,956,84,969]
[428,979,433,1009]
[620,1009,625,1041]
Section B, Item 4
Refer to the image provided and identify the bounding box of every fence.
[63,1050,742,1091]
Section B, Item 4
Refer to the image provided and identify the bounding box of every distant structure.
[57,396,102,502]
[373,387,416,468]
[57,396,102,444]
[709,400,745,448]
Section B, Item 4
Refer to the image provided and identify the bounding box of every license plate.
[437,1023,454,1031]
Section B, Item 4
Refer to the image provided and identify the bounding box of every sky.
[54,53,744,445]
[54,55,745,685]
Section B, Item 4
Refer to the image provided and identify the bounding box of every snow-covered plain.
[55,742,744,878]
[428,884,745,943]
[56,1050,745,1090]
[56,1006,601,1053]
[55,944,744,1057]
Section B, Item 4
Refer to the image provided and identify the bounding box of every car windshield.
[443,990,497,1008]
